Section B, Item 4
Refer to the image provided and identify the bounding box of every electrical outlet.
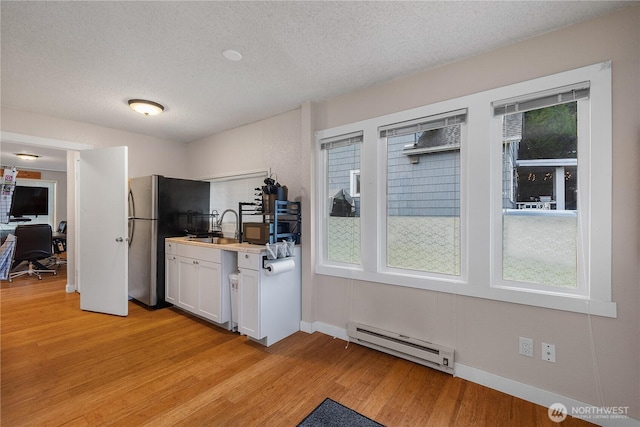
[542,343,556,362]
[519,337,534,357]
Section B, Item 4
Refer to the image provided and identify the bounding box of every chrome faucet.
[217,209,239,239]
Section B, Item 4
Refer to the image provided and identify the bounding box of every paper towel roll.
[264,258,295,276]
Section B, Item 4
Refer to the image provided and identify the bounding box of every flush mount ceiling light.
[15,153,40,161]
[128,99,164,116]
[222,49,243,62]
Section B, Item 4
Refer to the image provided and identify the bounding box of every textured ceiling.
[1,141,67,172]
[0,0,633,150]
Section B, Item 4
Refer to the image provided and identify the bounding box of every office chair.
[9,224,57,282]
[51,221,67,268]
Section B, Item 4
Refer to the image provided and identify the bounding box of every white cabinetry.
[165,241,237,327]
[237,247,301,346]
[197,261,222,321]
[237,266,260,338]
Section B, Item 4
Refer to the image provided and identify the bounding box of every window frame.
[314,61,615,318]
[379,110,467,279]
[316,128,364,270]
[350,169,361,198]
[492,99,587,297]
[487,63,613,314]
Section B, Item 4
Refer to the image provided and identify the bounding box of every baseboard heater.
[347,322,454,375]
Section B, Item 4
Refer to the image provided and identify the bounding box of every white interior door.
[78,146,128,316]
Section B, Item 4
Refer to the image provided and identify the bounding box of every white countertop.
[165,236,266,254]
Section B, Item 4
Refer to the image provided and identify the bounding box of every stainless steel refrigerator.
[128,175,210,308]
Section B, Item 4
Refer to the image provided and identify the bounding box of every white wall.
[186,109,303,194]
[39,170,67,223]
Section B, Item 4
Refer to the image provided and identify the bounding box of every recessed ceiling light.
[15,153,40,160]
[223,49,243,62]
[128,99,164,116]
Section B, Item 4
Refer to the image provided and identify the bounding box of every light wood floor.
[1,269,592,426]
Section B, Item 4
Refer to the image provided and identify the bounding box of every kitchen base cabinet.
[165,241,237,328]
[237,247,301,346]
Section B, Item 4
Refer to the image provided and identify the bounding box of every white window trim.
[349,169,360,197]
[315,61,615,318]
[489,62,613,316]
[316,126,365,269]
[492,99,588,299]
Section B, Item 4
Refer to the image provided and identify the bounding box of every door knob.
[115,237,124,242]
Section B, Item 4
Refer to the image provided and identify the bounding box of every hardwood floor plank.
[454,378,489,426]
[360,358,413,419]
[1,272,595,426]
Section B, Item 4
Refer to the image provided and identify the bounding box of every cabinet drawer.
[176,243,221,263]
[238,251,260,270]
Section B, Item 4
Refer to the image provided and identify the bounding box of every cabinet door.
[197,261,222,322]
[177,256,198,310]
[238,268,261,339]
[165,254,178,304]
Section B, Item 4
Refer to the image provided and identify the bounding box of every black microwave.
[243,222,289,245]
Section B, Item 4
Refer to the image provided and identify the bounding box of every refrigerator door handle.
[128,189,135,247]
[128,189,136,218]
[128,218,135,247]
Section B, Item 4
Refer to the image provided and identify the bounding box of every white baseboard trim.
[455,363,639,427]
[65,283,76,293]
[303,322,639,427]
[300,321,350,341]
[299,321,313,334]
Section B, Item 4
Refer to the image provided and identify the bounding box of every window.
[493,83,588,294]
[380,110,465,276]
[489,65,614,314]
[320,131,362,265]
[315,62,614,317]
